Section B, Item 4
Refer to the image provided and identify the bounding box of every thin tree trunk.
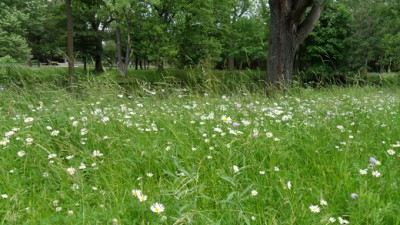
[94,40,104,73]
[228,56,234,71]
[123,20,131,75]
[135,55,138,70]
[66,0,74,85]
[116,23,124,76]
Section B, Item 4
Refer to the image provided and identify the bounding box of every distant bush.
[0,55,17,63]
[296,66,347,87]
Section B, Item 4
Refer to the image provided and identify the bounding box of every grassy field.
[0,70,400,224]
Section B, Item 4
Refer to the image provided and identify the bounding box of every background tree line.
[1,0,400,80]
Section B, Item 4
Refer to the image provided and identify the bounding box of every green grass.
[0,79,399,224]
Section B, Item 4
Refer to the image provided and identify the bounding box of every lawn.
[0,80,399,224]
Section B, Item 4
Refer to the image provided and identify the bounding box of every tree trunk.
[116,24,124,76]
[266,0,324,93]
[135,55,138,70]
[228,56,235,71]
[266,13,298,90]
[94,40,104,73]
[66,0,74,85]
[123,20,131,75]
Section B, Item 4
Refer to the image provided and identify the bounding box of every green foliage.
[0,56,17,64]
[297,1,351,84]
[0,2,31,60]
[344,0,400,72]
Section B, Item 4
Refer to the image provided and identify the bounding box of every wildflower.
[287,181,292,190]
[232,122,240,128]
[338,217,349,224]
[72,184,79,190]
[150,202,165,214]
[0,138,10,146]
[137,194,148,202]
[112,218,118,225]
[282,115,291,121]
[146,173,153,177]
[25,138,33,145]
[359,169,368,175]
[337,125,345,132]
[132,189,142,197]
[320,199,328,206]
[309,205,320,213]
[221,115,232,123]
[53,200,59,206]
[274,167,280,172]
[102,117,110,123]
[72,121,79,127]
[5,131,14,137]
[51,130,59,136]
[43,172,49,177]
[351,193,358,199]
[1,194,8,199]
[48,153,57,159]
[56,207,62,212]
[387,149,396,155]
[24,117,34,123]
[232,165,239,173]
[390,142,400,148]
[329,217,336,223]
[372,171,381,177]
[266,132,273,138]
[369,157,377,165]
[65,155,74,160]
[251,190,258,196]
[80,128,88,135]
[259,170,265,175]
[79,163,86,170]
[66,167,76,175]
[92,150,103,157]
[251,216,256,221]
[68,210,73,216]
[18,150,26,157]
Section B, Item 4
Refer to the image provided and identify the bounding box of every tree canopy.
[0,0,399,80]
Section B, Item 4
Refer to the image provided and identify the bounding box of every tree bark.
[116,23,124,76]
[228,55,235,71]
[66,0,74,85]
[94,39,104,73]
[266,0,324,93]
[123,20,131,75]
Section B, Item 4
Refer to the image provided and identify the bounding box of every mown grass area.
[0,75,400,224]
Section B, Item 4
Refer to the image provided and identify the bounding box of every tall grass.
[0,78,399,224]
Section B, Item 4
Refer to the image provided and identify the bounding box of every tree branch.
[296,1,324,44]
[292,0,314,24]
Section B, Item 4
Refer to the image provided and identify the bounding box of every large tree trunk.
[266,10,298,89]
[266,0,324,93]
[66,0,74,85]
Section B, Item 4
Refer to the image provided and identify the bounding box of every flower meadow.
[0,84,400,224]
